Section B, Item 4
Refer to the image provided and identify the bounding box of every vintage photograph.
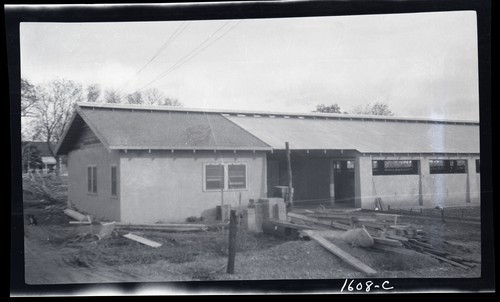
[9,1,492,296]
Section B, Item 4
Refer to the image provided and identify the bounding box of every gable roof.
[55,103,272,155]
[56,103,480,156]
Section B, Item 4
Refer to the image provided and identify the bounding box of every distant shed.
[56,103,480,223]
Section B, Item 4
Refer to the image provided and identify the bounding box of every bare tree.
[86,84,101,102]
[351,102,394,116]
[141,88,182,106]
[32,79,83,176]
[161,97,183,107]
[141,88,164,105]
[21,78,38,117]
[104,89,122,103]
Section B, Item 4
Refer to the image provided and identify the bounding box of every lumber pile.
[115,223,209,232]
[287,209,477,271]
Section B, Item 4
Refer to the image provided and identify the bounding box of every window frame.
[429,159,467,174]
[203,162,248,192]
[111,164,118,197]
[204,163,225,191]
[372,160,419,176]
[227,163,247,190]
[87,165,98,194]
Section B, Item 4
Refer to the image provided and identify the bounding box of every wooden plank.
[288,213,350,230]
[267,219,324,230]
[64,209,88,221]
[123,233,162,248]
[372,244,425,257]
[299,229,345,239]
[303,230,377,276]
[69,221,91,225]
[372,236,403,247]
[421,252,470,270]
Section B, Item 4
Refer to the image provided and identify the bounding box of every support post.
[227,210,238,274]
[285,142,294,211]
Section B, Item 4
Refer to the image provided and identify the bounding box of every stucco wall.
[363,155,480,209]
[119,151,267,223]
[67,143,121,221]
[372,175,421,208]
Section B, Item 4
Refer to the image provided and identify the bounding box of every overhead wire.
[117,21,190,94]
[135,20,242,92]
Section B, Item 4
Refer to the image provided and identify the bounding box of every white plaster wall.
[119,151,267,223]
[67,144,121,221]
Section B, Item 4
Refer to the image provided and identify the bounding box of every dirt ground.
[21,175,482,284]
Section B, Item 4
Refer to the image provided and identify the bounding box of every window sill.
[87,192,98,196]
[203,188,249,192]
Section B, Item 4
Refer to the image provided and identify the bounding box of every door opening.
[331,160,355,206]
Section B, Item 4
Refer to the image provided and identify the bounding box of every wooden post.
[220,166,224,206]
[285,142,294,211]
[227,210,238,274]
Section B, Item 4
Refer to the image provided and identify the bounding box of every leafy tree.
[351,102,394,116]
[314,104,343,114]
[32,79,83,176]
[126,91,143,104]
[86,84,101,102]
[104,89,122,103]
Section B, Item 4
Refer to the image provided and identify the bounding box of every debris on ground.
[123,233,162,248]
[286,207,480,273]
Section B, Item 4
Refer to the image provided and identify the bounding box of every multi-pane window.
[111,165,118,196]
[228,164,246,189]
[372,160,419,175]
[204,163,247,191]
[87,165,97,193]
[429,159,466,174]
[205,164,225,190]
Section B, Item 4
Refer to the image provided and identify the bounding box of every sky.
[20,10,479,120]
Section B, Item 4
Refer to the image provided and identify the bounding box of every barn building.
[55,103,480,223]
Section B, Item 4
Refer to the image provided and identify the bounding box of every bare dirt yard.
[21,175,481,284]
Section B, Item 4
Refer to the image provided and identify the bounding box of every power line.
[136,20,241,92]
[134,22,190,76]
[117,21,190,94]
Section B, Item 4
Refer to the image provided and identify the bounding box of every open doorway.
[332,159,355,206]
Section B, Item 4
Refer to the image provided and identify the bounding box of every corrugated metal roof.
[56,105,271,155]
[56,103,480,155]
[225,115,480,154]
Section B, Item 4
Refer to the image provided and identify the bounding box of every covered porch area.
[266,149,363,209]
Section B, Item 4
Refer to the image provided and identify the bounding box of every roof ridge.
[76,102,480,125]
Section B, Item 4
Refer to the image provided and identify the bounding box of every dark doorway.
[332,160,355,205]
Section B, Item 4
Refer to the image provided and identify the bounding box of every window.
[475,159,480,173]
[372,160,419,175]
[228,164,246,189]
[204,163,247,191]
[429,159,466,174]
[205,164,225,190]
[87,165,97,193]
[111,165,118,196]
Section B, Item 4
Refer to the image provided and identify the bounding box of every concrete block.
[242,208,257,232]
[248,199,256,208]
[273,202,287,221]
[254,203,267,232]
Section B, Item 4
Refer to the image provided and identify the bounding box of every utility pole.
[285,142,294,211]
